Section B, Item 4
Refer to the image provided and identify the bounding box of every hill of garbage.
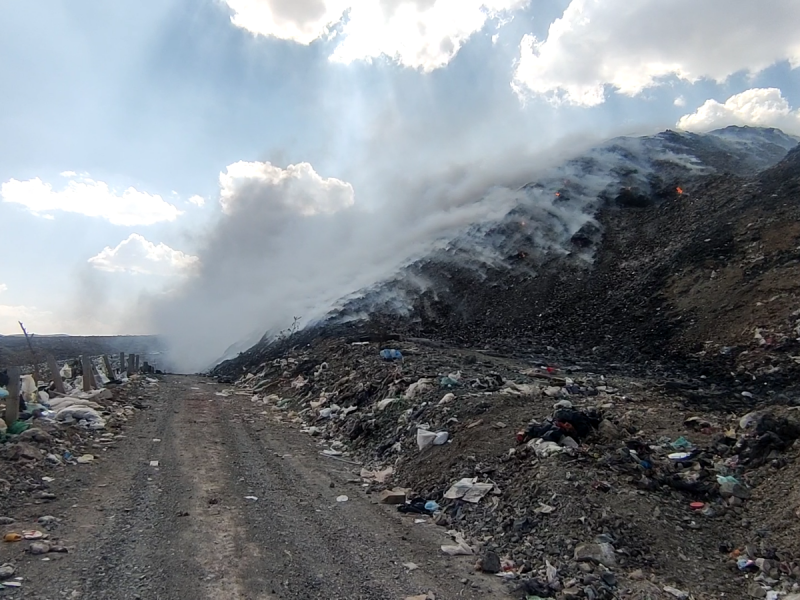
[205,126,800,598]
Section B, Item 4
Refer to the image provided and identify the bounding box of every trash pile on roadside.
[0,357,156,589]
[217,337,800,599]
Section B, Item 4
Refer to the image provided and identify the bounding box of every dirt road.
[2,376,509,600]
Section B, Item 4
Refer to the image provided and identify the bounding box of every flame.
[555,192,561,197]
[676,187,683,195]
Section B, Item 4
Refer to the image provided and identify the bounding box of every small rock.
[28,542,50,555]
[601,571,617,587]
[664,586,689,600]
[562,589,581,600]
[479,551,501,574]
[748,583,767,599]
[76,454,95,464]
[575,542,616,568]
[5,443,41,461]
[35,492,57,501]
[0,518,15,526]
[629,569,645,580]
[597,419,620,440]
[18,429,53,444]
[0,564,15,580]
[37,516,59,527]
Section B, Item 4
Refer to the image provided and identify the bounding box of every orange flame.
[676,187,683,195]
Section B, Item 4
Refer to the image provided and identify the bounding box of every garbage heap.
[219,337,800,600]
[0,360,155,490]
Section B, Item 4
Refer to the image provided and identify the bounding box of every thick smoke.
[145,134,611,371]
[147,124,729,372]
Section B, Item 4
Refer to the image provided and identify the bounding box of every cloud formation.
[219,161,354,216]
[188,195,206,207]
[223,0,528,71]
[0,284,6,293]
[1,174,182,226]
[0,304,56,334]
[88,234,199,276]
[513,0,800,106]
[677,88,800,134]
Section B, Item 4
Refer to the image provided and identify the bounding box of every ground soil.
[0,376,509,599]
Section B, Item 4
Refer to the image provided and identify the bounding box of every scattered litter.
[336,495,349,502]
[360,467,393,483]
[244,496,258,501]
[149,461,159,467]
[443,478,494,503]
[441,531,473,556]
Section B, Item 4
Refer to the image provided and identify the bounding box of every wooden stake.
[4,367,20,426]
[127,354,134,376]
[102,355,114,380]
[17,322,41,384]
[81,355,93,391]
[134,354,140,372]
[119,352,125,376]
[47,354,65,394]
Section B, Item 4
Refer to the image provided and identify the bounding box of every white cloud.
[674,96,686,107]
[223,0,528,71]
[88,234,199,276]
[677,88,800,134]
[60,170,77,177]
[1,174,183,226]
[0,284,7,293]
[513,0,800,106]
[0,304,55,333]
[188,195,206,207]
[219,161,354,216]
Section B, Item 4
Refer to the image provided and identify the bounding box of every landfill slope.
[212,337,800,599]
[203,126,800,599]
[216,126,800,383]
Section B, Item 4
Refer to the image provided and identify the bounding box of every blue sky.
[1,0,798,348]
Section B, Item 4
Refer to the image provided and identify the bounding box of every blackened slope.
[213,128,799,378]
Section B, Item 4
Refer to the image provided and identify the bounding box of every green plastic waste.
[7,421,31,435]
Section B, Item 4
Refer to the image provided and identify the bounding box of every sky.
[1,0,799,368]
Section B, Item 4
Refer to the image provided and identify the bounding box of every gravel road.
[2,376,508,600]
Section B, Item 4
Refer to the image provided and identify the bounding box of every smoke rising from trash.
[143,122,747,373]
